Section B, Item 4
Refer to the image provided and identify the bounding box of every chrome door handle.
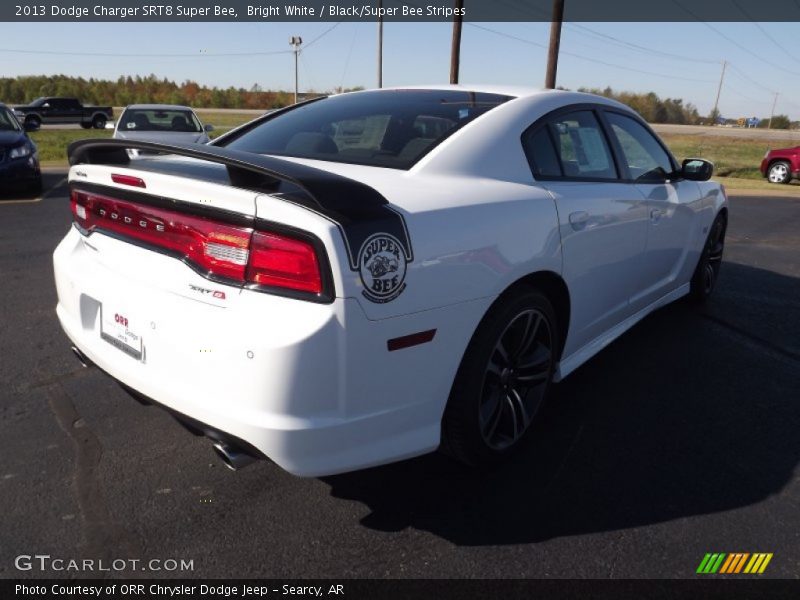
[650,208,663,222]
[569,211,589,230]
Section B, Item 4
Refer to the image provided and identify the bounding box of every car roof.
[347,84,547,98]
[124,104,196,111]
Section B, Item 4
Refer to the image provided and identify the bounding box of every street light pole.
[289,36,303,104]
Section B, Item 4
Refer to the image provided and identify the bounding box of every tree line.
[1,76,791,127]
[0,74,356,109]
[577,87,702,125]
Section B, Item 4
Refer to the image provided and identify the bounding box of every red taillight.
[246,231,322,294]
[70,189,326,298]
[71,189,252,281]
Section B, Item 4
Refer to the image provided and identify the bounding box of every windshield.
[29,98,46,107]
[0,108,22,132]
[119,108,203,133]
[220,89,513,170]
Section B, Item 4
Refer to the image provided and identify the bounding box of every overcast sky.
[2,21,799,120]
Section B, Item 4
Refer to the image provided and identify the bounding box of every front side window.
[220,90,512,170]
[547,111,618,180]
[606,112,674,182]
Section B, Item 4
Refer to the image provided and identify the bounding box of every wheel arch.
[496,270,571,361]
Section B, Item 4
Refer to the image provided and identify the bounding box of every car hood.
[114,131,208,144]
[0,131,26,147]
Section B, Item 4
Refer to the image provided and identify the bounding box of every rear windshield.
[220,90,513,170]
[119,109,202,133]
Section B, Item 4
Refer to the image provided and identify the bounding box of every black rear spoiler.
[67,138,413,271]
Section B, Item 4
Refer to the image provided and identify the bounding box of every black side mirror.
[680,158,714,181]
[23,121,39,132]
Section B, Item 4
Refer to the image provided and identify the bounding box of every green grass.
[191,109,262,129]
[31,129,113,165]
[660,133,800,194]
[660,133,769,180]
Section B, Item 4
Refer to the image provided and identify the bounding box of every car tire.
[767,160,792,184]
[92,115,107,129]
[689,213,727,303]
[25,115,41,130]
[441,287,559,467]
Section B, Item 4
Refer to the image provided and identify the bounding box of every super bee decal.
[358,233,408,304]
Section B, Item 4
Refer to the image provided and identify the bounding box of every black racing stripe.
[68,138,413,272]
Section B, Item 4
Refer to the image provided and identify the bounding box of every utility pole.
[768,92,779,129]
[711,59,727,124]
[450,0,464,84]
[545,0,565,89]
[377,0,383,88]
[289,36,302,104]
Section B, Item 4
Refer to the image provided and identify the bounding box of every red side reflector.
[387,329,437,351]
[111,174,146,188]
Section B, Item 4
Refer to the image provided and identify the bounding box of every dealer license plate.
[100,305,143,360]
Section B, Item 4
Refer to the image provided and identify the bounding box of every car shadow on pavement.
[0,171,68,201]
[322,261,800,545]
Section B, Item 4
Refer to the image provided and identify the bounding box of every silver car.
[113,104,213,145]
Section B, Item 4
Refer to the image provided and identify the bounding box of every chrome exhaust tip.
[212,441,257,471]
[70,345,92,368]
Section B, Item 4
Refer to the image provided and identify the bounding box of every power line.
[565,23,718,65]
[727,63,775,94]
[340,23,359,91]
[0,47,291,58]
[724,85,772,105]
[670,0,800,77]
[303,22,343,51]
[466,23,715,84]
[731,0,800,68]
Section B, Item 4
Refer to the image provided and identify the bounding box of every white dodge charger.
[54,86,727,476]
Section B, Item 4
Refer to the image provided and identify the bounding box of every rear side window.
[522,127,562,177]
[548,111,617,180]
[220,89,512,170]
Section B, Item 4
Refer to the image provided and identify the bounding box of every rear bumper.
[53,227,480,476]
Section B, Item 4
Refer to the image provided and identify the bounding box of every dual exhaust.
[69,345,259,471]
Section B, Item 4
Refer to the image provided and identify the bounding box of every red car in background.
[761,146,800,184]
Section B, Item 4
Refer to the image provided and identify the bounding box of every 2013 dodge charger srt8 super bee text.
[54,87,727,476]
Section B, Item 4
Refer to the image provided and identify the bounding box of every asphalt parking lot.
[1,174,798,579]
